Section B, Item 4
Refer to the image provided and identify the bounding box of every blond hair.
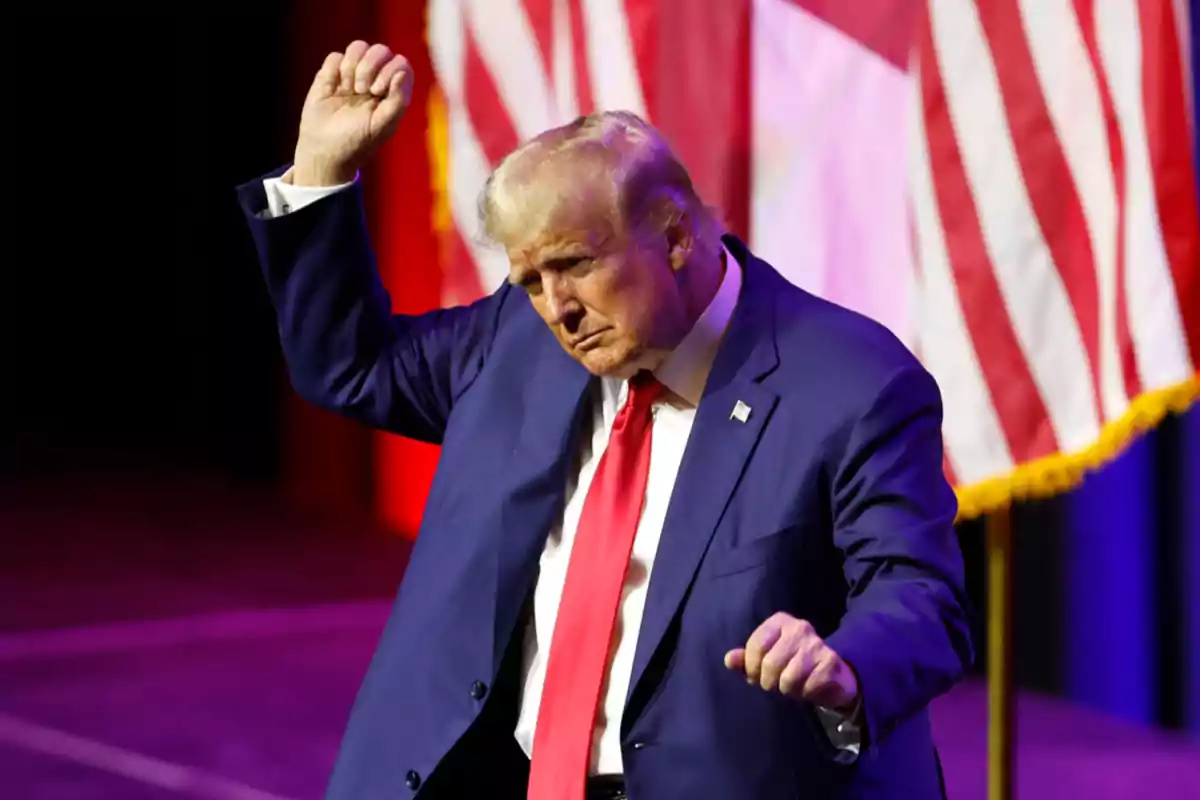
[479,110,723,249]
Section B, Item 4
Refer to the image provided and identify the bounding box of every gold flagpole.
[986,505,1014,800]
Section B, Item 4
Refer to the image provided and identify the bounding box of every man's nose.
[543,277,580,329]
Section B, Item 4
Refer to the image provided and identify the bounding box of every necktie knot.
[626,371,665,414]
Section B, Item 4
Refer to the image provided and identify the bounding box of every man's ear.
[665,211,693,273]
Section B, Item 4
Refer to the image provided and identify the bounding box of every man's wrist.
[289,156,357,188]
[828,659,862,720]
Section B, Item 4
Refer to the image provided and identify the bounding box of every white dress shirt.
[513,236,743,775]
[263,175,861,773]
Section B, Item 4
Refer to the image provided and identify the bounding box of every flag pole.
[986,505,1014,800]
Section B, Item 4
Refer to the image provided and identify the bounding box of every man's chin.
[575,345,643,379]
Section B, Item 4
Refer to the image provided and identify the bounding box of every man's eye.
[550,256,591,272]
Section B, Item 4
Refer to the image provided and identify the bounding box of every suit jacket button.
[470,680,488,700]
[405,769,421,790]
[631,741,647,750]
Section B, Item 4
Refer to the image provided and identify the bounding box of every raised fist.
[291,41,414,187]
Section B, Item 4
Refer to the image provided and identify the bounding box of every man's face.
[507,209,690,377]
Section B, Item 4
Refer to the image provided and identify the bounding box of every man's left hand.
[724,612,859,713]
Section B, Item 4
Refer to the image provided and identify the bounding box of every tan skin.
[291,40,860,716]
[505,203,714,378]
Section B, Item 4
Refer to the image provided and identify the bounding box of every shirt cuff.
[816,704,862,764]
[261,170,357,218]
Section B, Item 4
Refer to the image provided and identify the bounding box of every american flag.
[427,0,1199,518]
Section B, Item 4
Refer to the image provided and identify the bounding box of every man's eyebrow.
[509,246,587,277]
[542,253,589,269]
[536,242,589,260]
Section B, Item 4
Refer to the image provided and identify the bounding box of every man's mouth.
[570,329,607,350]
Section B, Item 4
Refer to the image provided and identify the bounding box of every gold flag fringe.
[954,375,1199,521]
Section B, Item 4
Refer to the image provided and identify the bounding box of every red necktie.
[527,372,664,800]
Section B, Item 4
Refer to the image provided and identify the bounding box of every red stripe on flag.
[1074,0,1143,401]
[725,0,753,241]
[442,224,487,306]
[1138,0,1200,363]
[464,26,521,166]
[522,0,555,80]
[624,0,657,126]
[919,13,1059,462]
[653,0,752,238]
[569,0,596,114]
[781,0,921,69]
[975,0,1105,422]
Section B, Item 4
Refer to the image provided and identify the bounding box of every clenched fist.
[725,612,860,713]
[291,41,414,187]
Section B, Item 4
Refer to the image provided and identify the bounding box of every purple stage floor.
[2,478,1197,799]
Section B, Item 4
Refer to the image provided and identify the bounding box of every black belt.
[586,774,627,800]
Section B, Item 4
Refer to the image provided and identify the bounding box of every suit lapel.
[492,329,593,673]
[624,250,781,720]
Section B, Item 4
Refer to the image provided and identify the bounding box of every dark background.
[7,8,290,482]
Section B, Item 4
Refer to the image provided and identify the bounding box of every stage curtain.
[371,1,443,537]
[278,0,377,518]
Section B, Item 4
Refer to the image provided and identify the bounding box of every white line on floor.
[0,711,298,800]
[0,602,391,662]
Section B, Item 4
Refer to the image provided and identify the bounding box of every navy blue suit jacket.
[239,173,973,799]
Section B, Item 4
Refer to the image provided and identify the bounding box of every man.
[239,41,972,800]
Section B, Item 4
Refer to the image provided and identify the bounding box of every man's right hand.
[291,41,414,187]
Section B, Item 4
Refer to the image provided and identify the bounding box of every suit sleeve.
[237,168,512,444]
[823,366,974,750]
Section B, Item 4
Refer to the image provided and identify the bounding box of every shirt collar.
[651,244,743,406]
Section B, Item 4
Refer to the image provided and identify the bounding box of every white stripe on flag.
[428,0,464,102]
[910,63,1015,484]
[1096,0,1196,385]
[448,106,512,290]
[465,0,557,139]
[579,0,648,115]
[1018,0,1129,422]
[429,0,512,292]
[552,0,581,120]
[931,0,1101,453]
